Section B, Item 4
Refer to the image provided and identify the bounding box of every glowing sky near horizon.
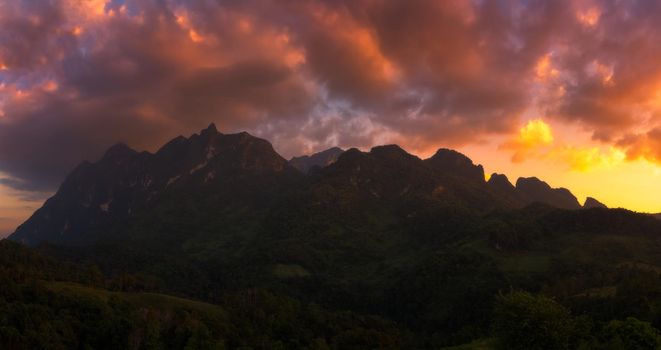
[1,0,661,235]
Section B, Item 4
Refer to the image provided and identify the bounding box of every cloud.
[617,127,661,164]
[0,0,316,190]
[501,119,554,163]
[502,119,626,172]
[1,0,661,193]
[552,145,625,172]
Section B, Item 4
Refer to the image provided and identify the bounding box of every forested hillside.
[4,127,661,349]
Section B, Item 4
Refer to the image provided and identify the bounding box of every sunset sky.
[1,0,661,235]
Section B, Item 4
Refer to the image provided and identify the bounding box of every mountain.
[487,173,527,207]
[11,126,599,247]
[426,148,486,183]
[486,173,586,210]
[515,177,582,209]
[584,197,607,209]
[289,147,344,173]
[10,124,295,246]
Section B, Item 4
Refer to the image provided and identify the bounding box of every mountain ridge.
[11,125,606,246]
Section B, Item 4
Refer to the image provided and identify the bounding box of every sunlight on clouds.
[64,0,108,18]
[278,35,306,68]
[554,146,626,172]
[535,54,559,81]
[80,0,107,16]
[587,60,614,85]
[311,5,400,84]
[351,28,400,82]
[503,119,628,172]
[519,119,554,146]
[576,7,601,27]
[43,81,59,93]
[502,119,554,162]
[175,12,207,43]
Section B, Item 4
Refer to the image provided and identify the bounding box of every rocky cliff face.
[9,124,291,246]
[289,147,344,173]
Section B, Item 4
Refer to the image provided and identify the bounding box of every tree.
[493,290,573,350]
[600,317,661,350]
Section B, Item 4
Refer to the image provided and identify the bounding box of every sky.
[1,0,661,235]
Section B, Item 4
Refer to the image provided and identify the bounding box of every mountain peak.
[289,147,344,173]
[200,123,220,137]
[370,144,418,162]
[515,176,546,188]
[584,197,607,209]
[102,142,136,160]
[488,173,515,189]
[516,177,581,209]
[486,172,528,207]
[426,148,485,182]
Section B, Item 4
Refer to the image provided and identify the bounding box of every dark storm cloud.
[1,0,661,192]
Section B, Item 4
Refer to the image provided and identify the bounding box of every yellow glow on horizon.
[554,146,626,172]
[0,178,47,237]
[460,119,661,213]
[461,139,661,213]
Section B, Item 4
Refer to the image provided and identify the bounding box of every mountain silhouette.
[11,125,599,246]
[583,197,607,209]
[515,177,582,209]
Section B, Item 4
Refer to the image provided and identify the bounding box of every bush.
[600,317,661,350]
[493,291,573,350]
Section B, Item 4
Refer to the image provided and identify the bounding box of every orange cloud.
[174,12,207,43]
[618,128,661,164]
[587,60,614,85]
[535,54,559,81]
[2,0,661,200]
[576,7,601,27]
